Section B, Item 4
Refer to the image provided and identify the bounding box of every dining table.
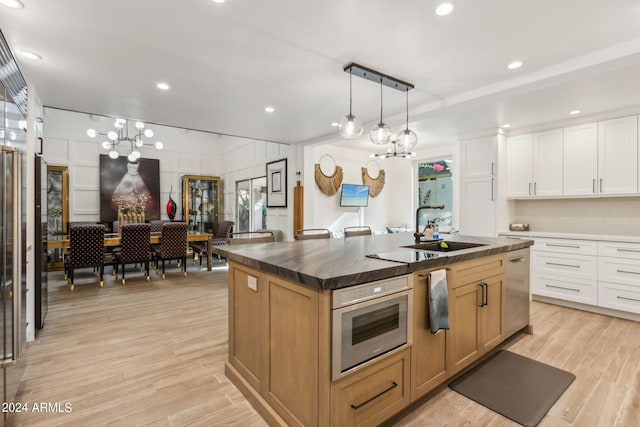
[47,231,215,271]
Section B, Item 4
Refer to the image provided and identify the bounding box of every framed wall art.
[266,158,287,207]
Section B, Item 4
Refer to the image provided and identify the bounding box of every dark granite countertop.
[215,233,533,290]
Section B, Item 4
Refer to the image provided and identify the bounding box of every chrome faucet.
[414,204,445,242]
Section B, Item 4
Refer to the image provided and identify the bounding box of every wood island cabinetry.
[227,250,519,426]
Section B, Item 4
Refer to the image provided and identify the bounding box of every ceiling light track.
[343,63,414,93]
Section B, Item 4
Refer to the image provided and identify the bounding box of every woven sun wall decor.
[314,154,343,196]
[362,160,385,197]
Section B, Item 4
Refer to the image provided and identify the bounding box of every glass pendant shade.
[397,128,418,150]
[369,122,393,145]
[109,150,119,159]
[339,114,363,139]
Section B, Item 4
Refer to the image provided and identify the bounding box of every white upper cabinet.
[598,116,638,195]
[506,134,533,197]
[507,129,563,197]
[460,136,496,236]
[563,122,598,195]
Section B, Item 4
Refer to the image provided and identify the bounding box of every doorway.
[236,177,267,233]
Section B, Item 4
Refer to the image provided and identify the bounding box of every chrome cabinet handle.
[546,284,580,292]
[491,162,494,176]
[600,178,603,193]
[617,296,640,303]
[546,262,580,268]
[533,182,537,195]
[350,382,398,410]
[546,243,580,249]
[617,269,640,275]
[617,248,640,253]
[592,178,596,193]
[528,182,532,196]
[509,257,526,263]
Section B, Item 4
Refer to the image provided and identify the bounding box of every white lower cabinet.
[532,237,640,316]
[597,241,640,314]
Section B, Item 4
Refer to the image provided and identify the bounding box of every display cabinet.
[47,165,69,270]
[182,175,221,234]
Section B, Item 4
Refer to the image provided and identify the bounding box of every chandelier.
[339,63,418,156]
[87,118,163,162]
[370,140,416,159]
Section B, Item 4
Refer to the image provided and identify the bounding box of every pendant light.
[396,87,418,151]
[338,68,364,139]
[369,78,393,145]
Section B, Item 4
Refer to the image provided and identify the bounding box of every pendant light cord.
[349,69,354,115]
[379,78,384,123]
[405,88,409,128]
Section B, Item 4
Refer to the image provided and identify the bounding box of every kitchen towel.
[428,269,449,334]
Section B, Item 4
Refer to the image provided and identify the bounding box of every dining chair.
[153,222,189,279]
[113,223,152,285]
[192,220,235,265]
[294,228,331,240]
[228,231,275,244]
[64,224,106,291]
[344,226,372,237]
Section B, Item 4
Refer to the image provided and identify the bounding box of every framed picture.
[266,158,287,207]
[99,155,161,222]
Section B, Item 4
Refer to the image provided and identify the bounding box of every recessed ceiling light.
[211,0,226,3]
[20,51,41,60]
[501,124,511,129]
[435,2,454,16]
[264,106,275,113]
[0,0,24,9]
[156,82,170,90]
[331,122,339,127]
[569,110,581,115]
[507,61,523,70]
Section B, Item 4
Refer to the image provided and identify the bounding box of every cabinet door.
[532,129,563,196]
[479,275,503,353]
[461,136,496,179]
[563,123,598,195]
[446,281,481,375]
[598,116,638,194]
[411,272,447,402]
[506,134,533,197]
[460,177,495,237]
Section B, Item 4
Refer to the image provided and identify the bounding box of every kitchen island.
[218,233,533,426]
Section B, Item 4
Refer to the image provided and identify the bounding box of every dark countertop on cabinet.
[215,233,533,290]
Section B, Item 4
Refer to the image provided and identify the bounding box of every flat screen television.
[340,184,370,207]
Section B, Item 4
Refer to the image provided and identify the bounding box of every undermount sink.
[401,241,488,252]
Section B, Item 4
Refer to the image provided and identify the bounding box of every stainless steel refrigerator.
[0,145,27,417]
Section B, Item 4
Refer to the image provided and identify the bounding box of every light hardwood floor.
[9,265,640,426]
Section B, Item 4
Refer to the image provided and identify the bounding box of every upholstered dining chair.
[344,226,372,237]
[64,224,106,291]
[192,220,235,265]
[294,228,331,240]
[113,223,152,285]
[153,222,188,279]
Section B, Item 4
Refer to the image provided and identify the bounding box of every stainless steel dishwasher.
[504,248,531,337]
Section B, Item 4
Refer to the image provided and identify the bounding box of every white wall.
[301,140,460,235]
[42,108,293,238]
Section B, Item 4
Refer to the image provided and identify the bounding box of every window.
[236,177,267,233]
[416,158,453,228]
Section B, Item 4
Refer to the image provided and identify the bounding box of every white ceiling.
[2,0,640,149]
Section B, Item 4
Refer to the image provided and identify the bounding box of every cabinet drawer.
[331,348,410,427]
[532,275,597,305]
[533,238,597,255]
[533,252,596,281]
[598,241,640,260]
[598,282,640,314]
[598,257,640,286]
[449,254,505,288]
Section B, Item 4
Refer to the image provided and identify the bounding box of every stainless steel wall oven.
[331,275,412,380]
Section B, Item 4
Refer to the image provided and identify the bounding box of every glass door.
[416,158,453,229]
[46,166,69,270]
[235,177,267,233]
